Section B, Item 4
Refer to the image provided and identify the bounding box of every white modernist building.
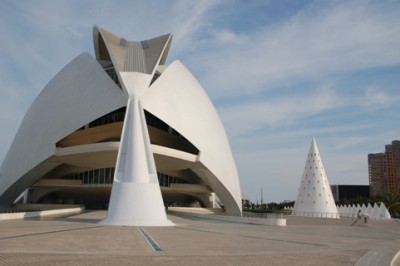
[292,138,339,219]
[0,26,242,225]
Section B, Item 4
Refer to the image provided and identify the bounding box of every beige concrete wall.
[0,207,84,221]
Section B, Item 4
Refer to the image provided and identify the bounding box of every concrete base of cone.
[100,181,174,226]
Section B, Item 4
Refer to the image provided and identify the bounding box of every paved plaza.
[0,211,399,265]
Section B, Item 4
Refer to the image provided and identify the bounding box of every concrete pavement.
[0,211,399,265]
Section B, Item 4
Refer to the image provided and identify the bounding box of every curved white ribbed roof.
[0,53,126,205]
[0,26,242,219]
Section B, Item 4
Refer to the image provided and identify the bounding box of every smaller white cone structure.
[293,138,339,218]
[336,203,392,220]
[371,203,380,219]
[367,203,373,215]
[361,203,367,214]
[379,202,391,219]
[100,97,173,226]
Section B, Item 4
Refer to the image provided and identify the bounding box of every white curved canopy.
[0,26,242,218]
[0,53,126,206]
[142,60,242,214]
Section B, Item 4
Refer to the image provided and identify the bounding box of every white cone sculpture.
[97,27,174,226]
[292,138,339,219]
[101,97,173,226]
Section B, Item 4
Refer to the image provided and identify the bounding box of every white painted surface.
[101,182,173,226]
[119,72,152,98]
[337,203,391,220]
[0,207,84,221]
[293,138,339,218]
[101,98,173,226]
[0,53,126,205]
[1,26,242,225]
[142,60,242,215]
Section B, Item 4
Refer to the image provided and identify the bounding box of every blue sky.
[0,0,399,202]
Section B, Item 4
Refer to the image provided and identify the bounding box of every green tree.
[380,192,400,217]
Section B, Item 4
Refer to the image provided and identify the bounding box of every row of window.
[158,172,189,187]
[64,168,115,185]
[89,107,126,128]
[62,168,188,187]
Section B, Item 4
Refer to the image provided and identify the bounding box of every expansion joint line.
[138,227,163,252]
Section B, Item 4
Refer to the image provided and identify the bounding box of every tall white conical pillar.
[292,138,339,219]
[94,28,175,226]
[101,97,173,226]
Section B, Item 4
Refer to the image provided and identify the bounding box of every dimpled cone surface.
[293,138,339,218]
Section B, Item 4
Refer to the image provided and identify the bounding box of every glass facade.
[64,168,115,186]
[61,168,188,188]
[104,67,121,88]
[88,107,126,128]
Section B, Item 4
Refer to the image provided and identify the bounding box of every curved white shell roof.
[0,26,242,216]
[142,60,242,213]
[0,53,126,205]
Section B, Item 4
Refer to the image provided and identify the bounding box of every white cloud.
[362,86,399,108]
[193,0,400,99]
[220,87,338,137]
[212,28,248,45]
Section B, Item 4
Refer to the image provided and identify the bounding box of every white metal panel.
[0,53,126,205]
[141,60,242,215]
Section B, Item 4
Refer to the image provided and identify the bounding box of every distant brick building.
[368,140,400,197]
[368,153,385,197]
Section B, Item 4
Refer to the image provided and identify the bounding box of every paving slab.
[0,211,398,265]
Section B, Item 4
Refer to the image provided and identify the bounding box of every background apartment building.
[368,140,400,197]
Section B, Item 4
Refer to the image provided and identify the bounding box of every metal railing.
[168,207,285,219]
[242,212,284,219]
[292,211,340,218]
[0,208,42,213]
